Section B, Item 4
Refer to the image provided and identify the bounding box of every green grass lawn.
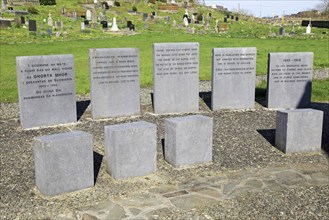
[1,32,328,102]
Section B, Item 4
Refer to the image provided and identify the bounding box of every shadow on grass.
[199,91,211,110]
[93,151,103,185]
[311,102,329,156]
[76,100,90,121]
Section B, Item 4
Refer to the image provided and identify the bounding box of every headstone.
[236,16,239,21]
[14,17,21,26]
[101,21,108,29]
[72,10,77,20]
[34,131,93,196]
[127,20,132,28]
[110,17,119,31]
[81,22,85,30]
[91,10,97,24]
[56,21,62,29]
[165,115,213,167]
[183,17,188,27]
[47,14,53,27]
[29,20,37,32]
[104,121,157,179]
[21,16,25,24]
[231,15,234,19]
[143,13,148,21]
[153,43,199,114]
[46,29,52,36]
[56,31,61,37]
[86,10,91,21]
[89,48,140,119]
[61,6,66,15]
[172,20,176,27]
[0,19,11,29]
[84,20,89,26]
[279,26,285,35]
[130,24,135,31]
[212,47,257,110]
[266,52,313,109]
[275,109,323,153]
[306,24,311,34]
[16,54,77,129]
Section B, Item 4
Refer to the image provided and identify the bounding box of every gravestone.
[127,20,132,28]
[0,20,11,29]
[212,47,257,110]
[143,13,148,21]
[275,109,323,153]
[46,29,52,36]
[21,16,25,24]
[29,20,37,31]
[279,26,285,35]
[16,54,77,129]
[89,48,140,119]
[81,22,85,30]
[34,131,94,196]
[47,14,53,27]
[266,52,313,109]
[110,17,119,31]
[101,20,108,29]
[104,121,157,179]
[86,10,91,20]
[165,115,213,167]
[153,43,199,114]
[91,10,97,24]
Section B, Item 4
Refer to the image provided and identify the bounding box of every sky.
[205,0,323,17]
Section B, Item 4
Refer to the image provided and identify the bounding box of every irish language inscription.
[16,55,77,129]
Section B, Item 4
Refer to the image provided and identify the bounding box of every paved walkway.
[72,164,328,220]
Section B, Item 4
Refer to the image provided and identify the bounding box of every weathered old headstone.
[89,48,140,119]
[153,43,199,114]
[212,47,256,110]
[16,54,77,128]
[275,109,323,153]
[86,10,91,20]
[34,131,93,196]
[29,20,37,31]
[104,121,157,179]
[266,52,313,109]
[165,115,213,167]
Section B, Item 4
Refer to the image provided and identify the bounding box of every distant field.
[0,33,328,102]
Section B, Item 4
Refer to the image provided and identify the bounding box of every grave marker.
[29,20,36,31]
[16,54,77,128]
[266,52,313,109]
[89,48,140,119]
[153,43,199,114]
[212,47,256,110]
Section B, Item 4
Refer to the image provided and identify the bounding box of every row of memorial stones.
[34,108,323,197]
[16,43,314,129]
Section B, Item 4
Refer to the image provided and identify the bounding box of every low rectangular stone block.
[275,109,323,153]
[153,42,199,114]
[89,48,140,119]
[105,121,157,179]
[34,131,94,196]
[165,115,213,167]
[266,52,313,109]
[212,47,256,110]
[16,54,77,129]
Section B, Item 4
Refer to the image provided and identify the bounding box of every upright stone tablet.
[165,115,213,167]
[153,42,199,114]
[212,47,256,110]
[16,55,77,129]
[275,109,323,153]
[267,52,313,109]
[89,48,140,119]
[104,121,157,179]
[34,131,94,196]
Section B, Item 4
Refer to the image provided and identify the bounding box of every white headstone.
[306,24,311,34]
[81,22,85,30]
[183,17,188,27]
[110,17,119,31]
[47,15,53,27]
[86,10,91,21]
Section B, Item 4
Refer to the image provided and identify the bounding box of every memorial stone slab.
[275,109,323,153]
[212,47,256,110]
[16,54,77,128]
[165,115,213,167]
[86,10,91,20]
[29,20,36,31]
[34,131,94,196]
[89,48,140,119]
[104,121,157,179]
[266,52,313,109]
[153,42,199,114]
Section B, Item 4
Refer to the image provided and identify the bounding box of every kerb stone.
[266,52,313,109]
[89,48,140,119]
[16,54,77,129]
[105,121,157,179]
[153,42,199,114]
[212,47,256,110]
[275,109,323,153]
[34,131,94,196]
[165,115,213,167]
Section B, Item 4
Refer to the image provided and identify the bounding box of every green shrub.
[132,5,137,12]
[40,0,56,5]
[114,1,120,7]
[27,6,39,15]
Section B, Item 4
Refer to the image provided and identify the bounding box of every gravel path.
[0,78,328,219]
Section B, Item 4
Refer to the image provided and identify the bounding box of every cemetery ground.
[1,81,329,219]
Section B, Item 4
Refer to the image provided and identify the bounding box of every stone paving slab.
[75,164,329,220]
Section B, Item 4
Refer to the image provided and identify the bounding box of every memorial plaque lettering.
[212,47,256,110]
[153,42,199,114]
[266,52,313,109]
[89,48,140,119]
[16,55,77,128]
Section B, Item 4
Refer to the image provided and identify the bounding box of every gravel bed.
[1,78,328,219]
